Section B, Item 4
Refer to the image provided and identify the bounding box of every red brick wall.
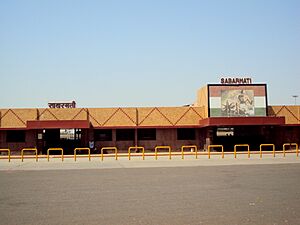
[0,130,37,155]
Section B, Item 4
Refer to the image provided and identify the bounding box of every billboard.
[209,84,267,117]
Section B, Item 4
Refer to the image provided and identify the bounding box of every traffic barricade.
[128,146,145,160]
[283,143,299,157]
[74,148,91,161]
[155,146,172,160]
[234,144,250,159]
[181,145,198,159]
[260,144,275,158]
[47,148,64,161]
[207,145,224,159]
[0,149,11,162]
[21,148,38,162]
[101,147,118,161]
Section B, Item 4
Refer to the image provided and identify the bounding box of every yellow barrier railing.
[101,147,118,161]
[208,145,224,159]
[0,149,11,162]
[21,148,38,162]
[283,143,298,157]
[47,148,64,161]
[260,144,275,158]
[74,148,91,161]
[181,145,198,159]
[155,146,171,160]
[234,144,250,159]
[128,146,145,160]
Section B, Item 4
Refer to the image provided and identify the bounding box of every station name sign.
[48,101,76,108]
[220,77,252,85]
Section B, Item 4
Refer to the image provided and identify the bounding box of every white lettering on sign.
[220,77,252,85]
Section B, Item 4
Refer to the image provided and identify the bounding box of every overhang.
[27,120,90,129]
[199,116,285,127]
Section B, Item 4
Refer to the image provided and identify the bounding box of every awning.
[27,120,90,129]
[199,116,285,127]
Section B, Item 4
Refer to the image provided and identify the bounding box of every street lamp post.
[292,95,298,105]
[292,95,299,124]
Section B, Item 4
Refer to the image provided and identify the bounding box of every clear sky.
[1,0,299,108]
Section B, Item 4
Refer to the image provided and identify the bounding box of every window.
[177,128,195,140]
[94,129,112,141]
[6,130,25,142]
[116,129,134,141]
[138,129,156,140]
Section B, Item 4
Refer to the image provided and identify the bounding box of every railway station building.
[0,79,299,154]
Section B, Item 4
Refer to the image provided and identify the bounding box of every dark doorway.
[213,126,265,151]
[43,129,82,155]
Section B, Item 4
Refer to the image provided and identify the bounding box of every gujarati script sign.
[48,101,76,108]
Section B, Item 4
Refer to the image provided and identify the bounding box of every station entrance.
[212,126,269,151]
[42,129,82,155]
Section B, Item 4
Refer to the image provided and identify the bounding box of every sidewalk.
[0,152,299,171]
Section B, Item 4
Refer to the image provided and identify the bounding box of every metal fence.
[0,143,299,162]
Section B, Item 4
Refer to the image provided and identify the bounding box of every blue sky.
[1,0,299,108]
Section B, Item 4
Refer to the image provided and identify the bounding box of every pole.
[292,95,299,123]
[292,95,298,105]
[135,108,138,147]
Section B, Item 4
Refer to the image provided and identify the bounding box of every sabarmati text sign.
[48,101,76,108]
[220,77,252,85]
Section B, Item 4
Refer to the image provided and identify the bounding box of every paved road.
[1,163,300,225]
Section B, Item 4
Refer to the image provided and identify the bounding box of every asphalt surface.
[1,163,300,225]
